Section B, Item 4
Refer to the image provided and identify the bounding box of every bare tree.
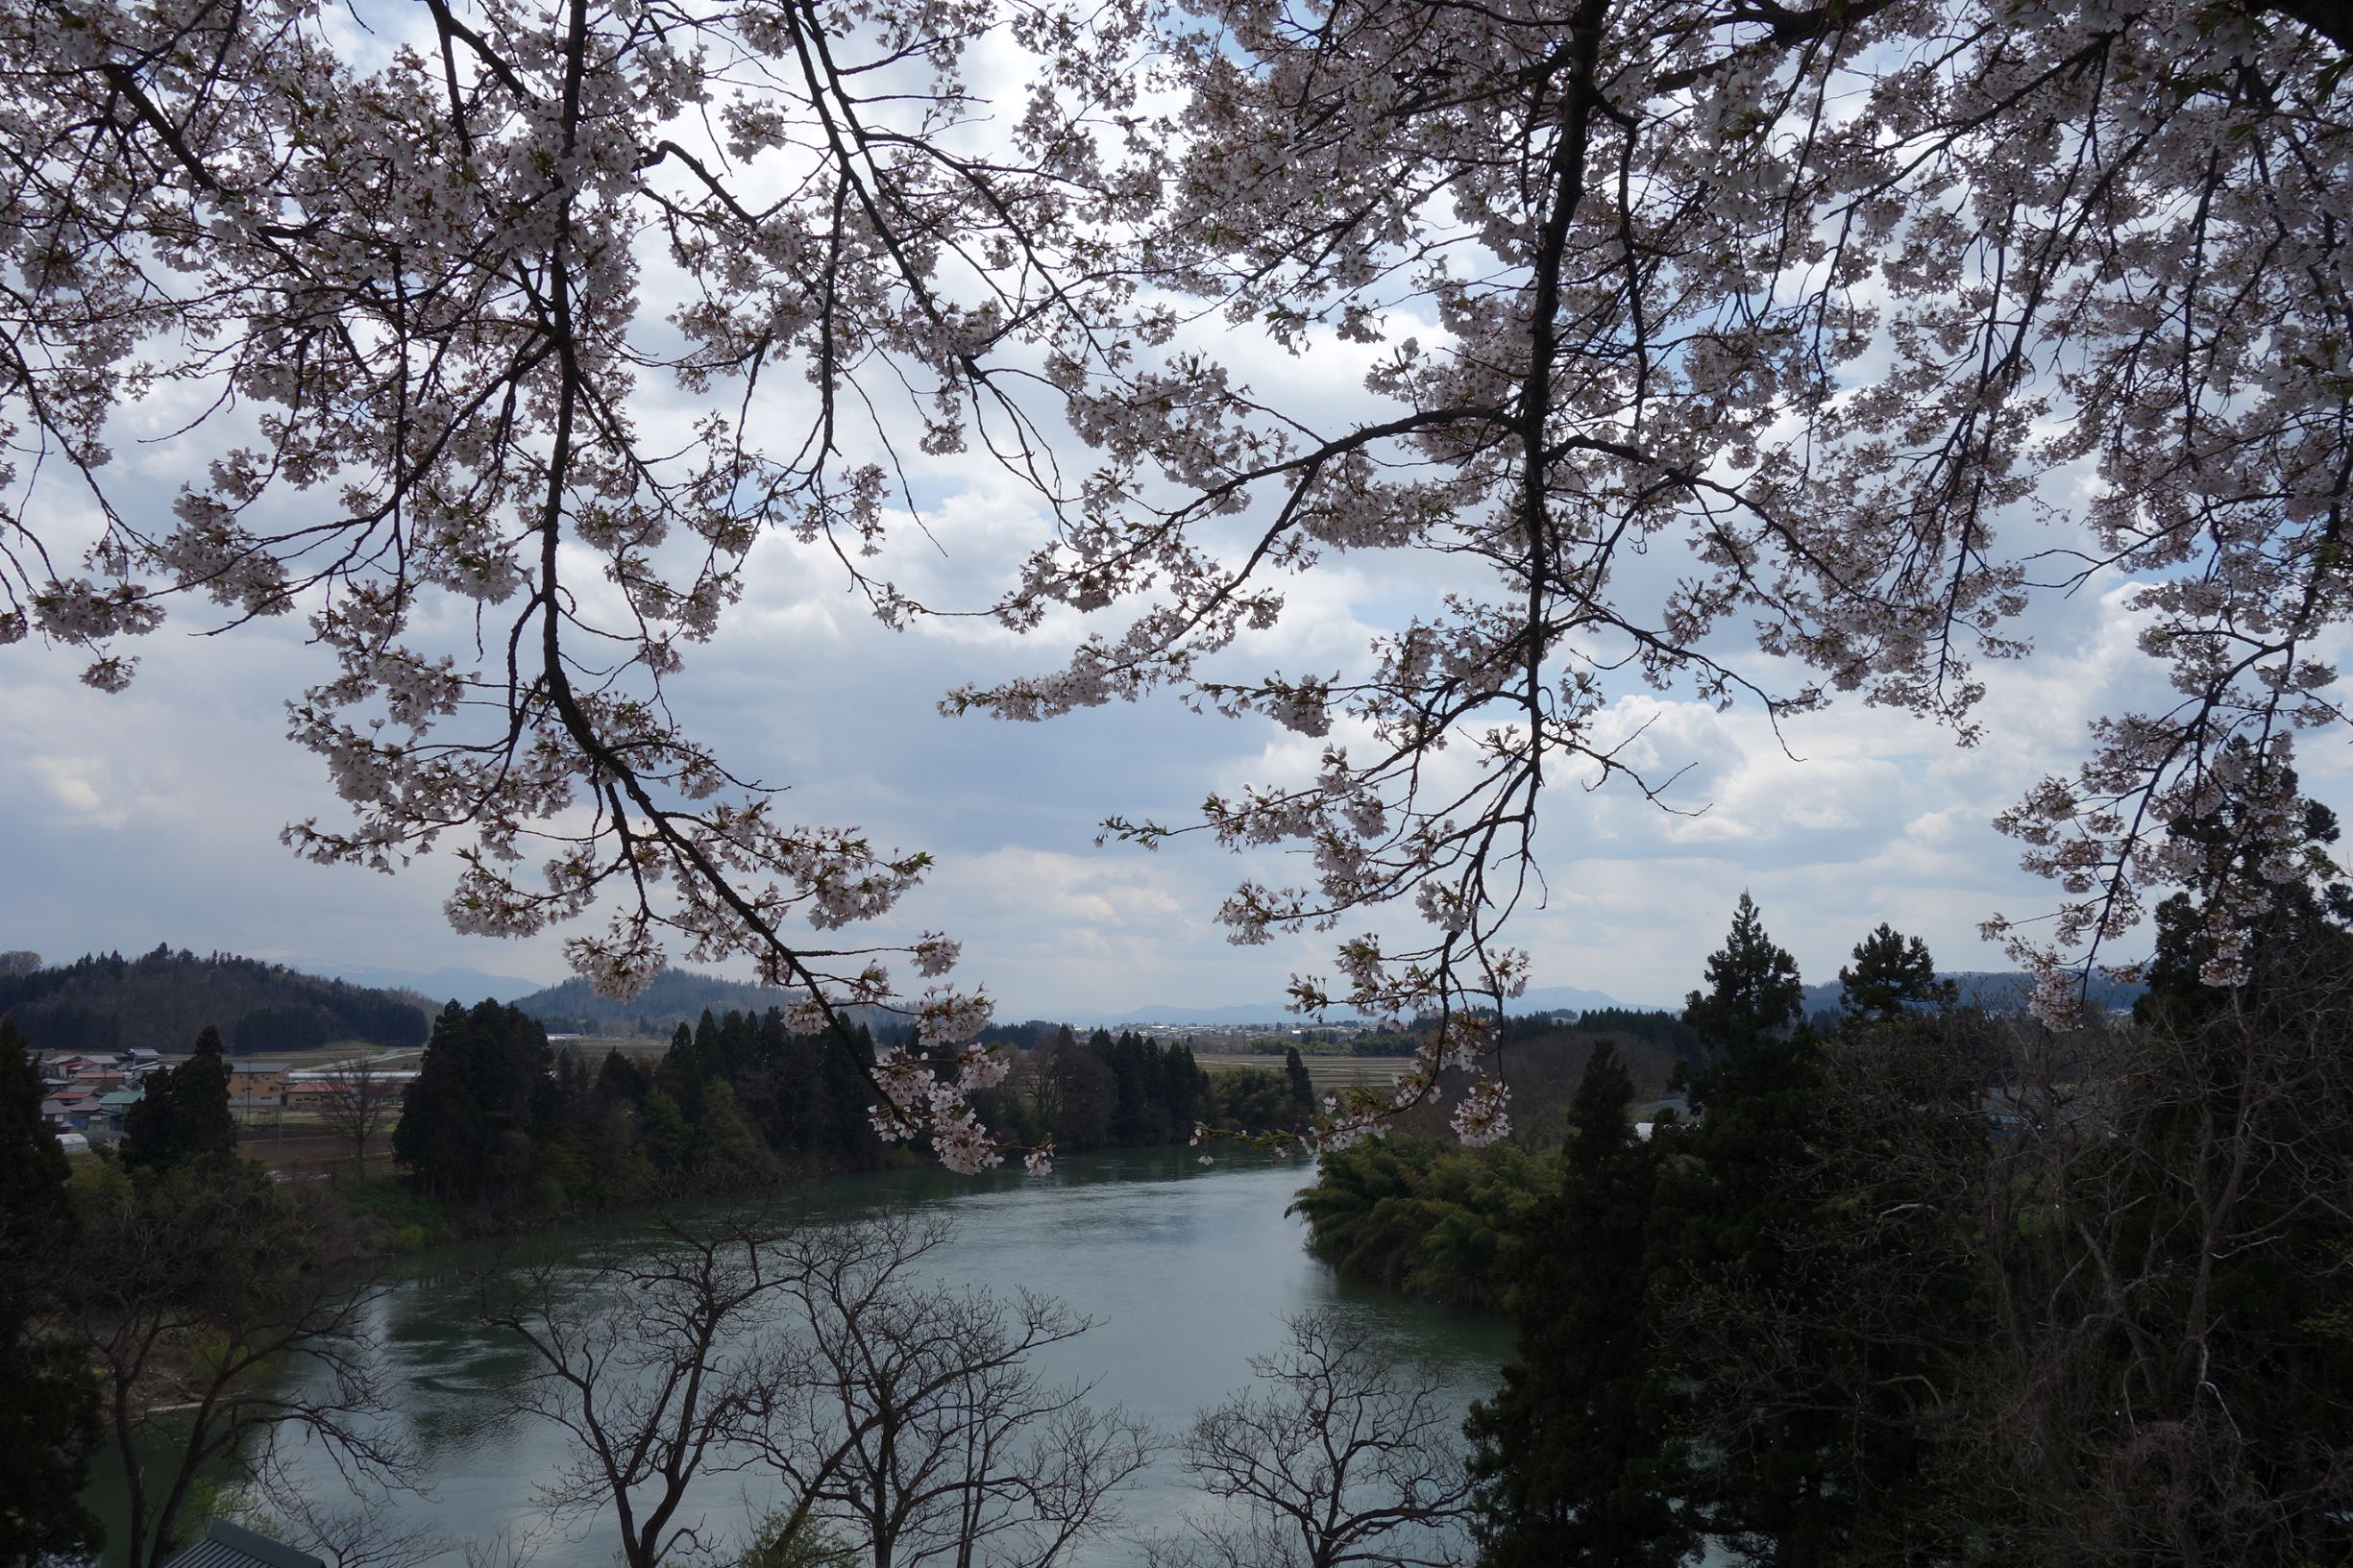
[314,1055,401,1170]
[744,1213,1154,1568]
[67,1163,414,1568]
[490,1210,1148,1568]
[481,1213,806,1568]
[221,1477,447,1568]
[1153,1311,1473,1568]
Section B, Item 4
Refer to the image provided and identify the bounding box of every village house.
[227,1063,290,1109]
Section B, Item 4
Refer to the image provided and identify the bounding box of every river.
[208,1148,1511,1567]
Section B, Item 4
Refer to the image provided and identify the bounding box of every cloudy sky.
[5,17,2347,1023]
[14,450,2332,1020]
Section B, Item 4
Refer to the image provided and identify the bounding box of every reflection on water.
[116,1147,1511,1566]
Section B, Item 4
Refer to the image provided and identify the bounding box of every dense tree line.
[1558,1008,1703,1066]
[0,946,426,1054]
[1295,821,2353,1566]
[393,1006,1311,1210]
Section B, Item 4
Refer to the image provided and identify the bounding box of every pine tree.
[1681,893,1803,1059]
[1467,1042,1686,1567]
[1652,897,1855,1559]
[1837,923,1956,1022]
[0,1018,102,1563]
[1283,1045,1316,1127]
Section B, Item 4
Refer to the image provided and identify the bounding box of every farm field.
[1194,1053,1414,1091]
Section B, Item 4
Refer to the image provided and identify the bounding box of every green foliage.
[1680,891,1803,1059]
[1567,1006,1702,1064]
[119,1025,237,1172]
[0,1017,102,1565]
[1836,922,1957,1021]
[741,1511,858,1568]
[1292,1136,1558,1310]
[392,1001,554,1201]
[1283,1045,1315,1121]
[693,1079,772,1183]
[1453,874,2353,1566]
[1468,1043,1684,1567]
[1202,1065,1296,1137]
[329,1173,450,1250]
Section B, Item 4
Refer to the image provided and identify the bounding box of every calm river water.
[241,1148,1511,1567]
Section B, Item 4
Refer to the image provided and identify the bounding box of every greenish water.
[203,1148,1512,1566]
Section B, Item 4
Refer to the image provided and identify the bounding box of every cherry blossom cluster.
[7,0,2351,1163]
[957,0,2353,1107]
[863,1039,1031,1174]
[0,0,1166,1159]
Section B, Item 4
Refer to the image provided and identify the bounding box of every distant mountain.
[1517,984,1649,1015]
[287,959,549,1005]
[512,967,889,1035]
[0,945,429,1054]
[1054,983,1640,1028]
[1800,969,2147,1017]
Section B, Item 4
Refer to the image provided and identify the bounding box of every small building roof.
[98,1090,145,1107]
[161,1520,325,1568]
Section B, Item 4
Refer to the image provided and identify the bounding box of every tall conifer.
[0,1018,102,1562]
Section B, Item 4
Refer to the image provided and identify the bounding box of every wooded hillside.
[0,946,428,1053]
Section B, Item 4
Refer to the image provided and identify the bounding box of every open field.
[1195,1053,1414,1091]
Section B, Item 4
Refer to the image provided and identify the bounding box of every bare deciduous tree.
[1150,1311,1473,1568]
[315,1055,402,1170]
[745,1213,1153,1568]
[482,1213,804,1568]
[221,1476,448,1568]
[68,1163,415,1568]
[491,1211,1149,1568]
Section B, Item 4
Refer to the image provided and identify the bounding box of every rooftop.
[160,1522,324,1568]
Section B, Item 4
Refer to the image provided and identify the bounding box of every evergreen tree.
[1467,1042,1686,1567]
[639,1088,692,1171]
[0,1018,102,1564]
[588,1102,657,1205]
[118,1025,236,1172]
[390,1000,552,1201]
[815,1023,884,1166]
[596,1046,652,1107]
[1283,1045,1316,1127]
[1681,893,1803,1060]
[1836,923,1956,1022]
[1609,897,1848,1560]
[693,1079,771,1184]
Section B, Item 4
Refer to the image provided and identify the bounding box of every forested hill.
[514,967,870,1034]
[0,945,429,1054]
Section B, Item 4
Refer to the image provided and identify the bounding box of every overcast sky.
[6,24,2348,1022]
[14,465,2341,1019]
